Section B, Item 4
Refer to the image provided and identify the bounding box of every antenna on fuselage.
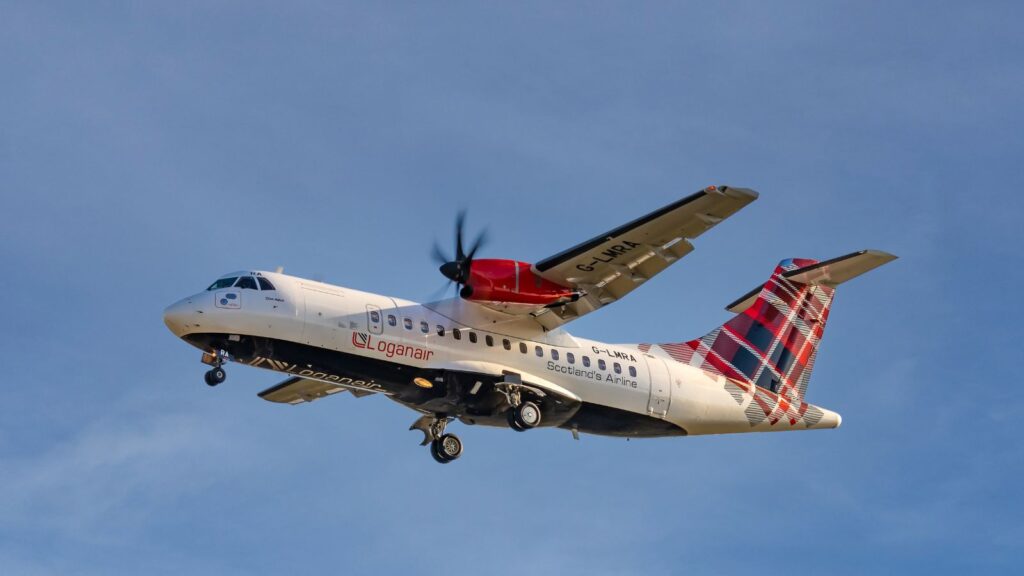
[275,266,284,274]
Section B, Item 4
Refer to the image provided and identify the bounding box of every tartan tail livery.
[654,250,896,428]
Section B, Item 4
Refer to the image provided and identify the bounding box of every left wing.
[529,185,758,329]
[258,377,375,405]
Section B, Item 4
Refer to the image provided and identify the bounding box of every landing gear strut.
[410,414,463,464]
[202,350,228,387]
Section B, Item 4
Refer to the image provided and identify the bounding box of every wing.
[258,376,375,405]
[530,185,758,329]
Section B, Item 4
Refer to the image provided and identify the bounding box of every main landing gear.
[508,400,542,432]
[495,374,543,432]
[410,414,463,464]
[201,351,228,387]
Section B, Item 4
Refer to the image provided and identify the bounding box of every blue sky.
[1,2,1021,574]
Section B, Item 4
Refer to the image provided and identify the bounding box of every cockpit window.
[207,277,238,290]
[235,276,258,290]
[257,277,275,291]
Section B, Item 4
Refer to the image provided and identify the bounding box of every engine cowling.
[460,259,578,309]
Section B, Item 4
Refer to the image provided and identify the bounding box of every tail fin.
[656,250,895,403]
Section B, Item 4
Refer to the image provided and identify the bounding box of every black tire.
[205,367,225,386]
[507,409,526,432]
[436,433,463,461]
[514,401,542,429]
[430,441,451,464]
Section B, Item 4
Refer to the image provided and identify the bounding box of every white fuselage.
[164,271,841,437]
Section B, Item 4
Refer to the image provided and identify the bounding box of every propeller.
[431,211,488,299]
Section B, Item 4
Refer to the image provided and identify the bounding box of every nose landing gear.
[201,350,228,387]
[204,367,226,386]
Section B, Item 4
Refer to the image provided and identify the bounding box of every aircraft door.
[644,355,672,418]
[366,304,384,335]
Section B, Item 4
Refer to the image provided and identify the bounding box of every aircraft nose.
[163,298,194,337]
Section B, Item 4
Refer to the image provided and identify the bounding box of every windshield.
[206,277,238,290]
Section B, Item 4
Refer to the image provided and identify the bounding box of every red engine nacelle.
[461,259,578,307]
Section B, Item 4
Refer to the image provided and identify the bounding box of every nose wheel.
[201,350,228,387]
[204,367,226,386]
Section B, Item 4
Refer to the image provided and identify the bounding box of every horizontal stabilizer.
[726,250,897,313]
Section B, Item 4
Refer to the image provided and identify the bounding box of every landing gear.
[204,367,226,386]
[507,400,542,431]
[201,350,228,387]
[430,433,463,464]
[411,414,464,464]
[495,374,543,432]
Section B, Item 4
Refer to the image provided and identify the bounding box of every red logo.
[352,332,370,349]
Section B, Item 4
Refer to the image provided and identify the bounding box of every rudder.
[656,250,895,404]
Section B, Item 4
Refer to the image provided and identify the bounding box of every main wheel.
[514,401,542,429]
[507,409,526,432]
[431,433,463,463]
[429,441,449,464]
[205,367,226,386]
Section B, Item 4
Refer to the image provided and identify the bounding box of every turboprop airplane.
[163,186,896,463]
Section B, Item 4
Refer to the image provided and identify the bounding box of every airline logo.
[351,332,434,361]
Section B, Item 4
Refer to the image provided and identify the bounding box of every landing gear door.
[366,304,384,335]
[644,355,671,418]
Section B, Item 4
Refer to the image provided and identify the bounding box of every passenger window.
[535,346,543,357]
[403,318,413,330]
[453,329,462,340]
[388,315,397,327]
[519,342,528,354]
[598,359,607,371]
[436,325,445,337]
[420,321,429,334]
[235,276,258,290]
[370,310,380,323]
[567,353,575,364]
[629,366,637,377]
[551,350,559,361]
[582,356,591,367]
[503,339,511,351]
[614,362,622,374]
[257,277,275,291]
[207,277,238,290]
[485,335,494,347]
[468,332,478,344]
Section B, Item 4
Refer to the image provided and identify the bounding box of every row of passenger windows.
[377,312,638,377]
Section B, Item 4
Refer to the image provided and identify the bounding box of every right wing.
[258,377,375,405]
[529,185,758,328]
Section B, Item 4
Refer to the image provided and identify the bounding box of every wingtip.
[716,185,759,201]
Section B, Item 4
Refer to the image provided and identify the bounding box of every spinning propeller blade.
[434,210,488,298]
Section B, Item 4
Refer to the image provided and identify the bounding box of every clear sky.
[2,2,1021,574]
